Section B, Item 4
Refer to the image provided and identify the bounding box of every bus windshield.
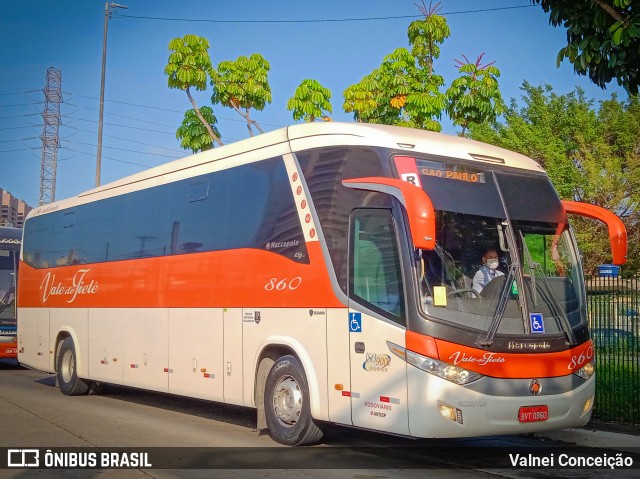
[0,251,16,324]
[0,227,19,332]
[409,158,586,338]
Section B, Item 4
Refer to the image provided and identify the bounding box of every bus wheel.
[264,355,323,446]
[57,337,90,396]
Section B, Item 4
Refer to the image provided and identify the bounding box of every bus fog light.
[574,362,595,380]
[439,405,456,421]
[583,396,593,414]
[438,404,463,424]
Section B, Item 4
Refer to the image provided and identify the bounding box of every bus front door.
[348,208,409,435]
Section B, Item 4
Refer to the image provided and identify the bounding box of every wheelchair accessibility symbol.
[349,312,362,333]
[530,313,545,334]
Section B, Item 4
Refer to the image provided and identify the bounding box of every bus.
[17,122,626,445]
[1,226,20,359]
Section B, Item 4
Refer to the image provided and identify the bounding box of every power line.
[73,117,175,134]
[0,125,39,131]
[74,141,180,159]
[63,123,184,154]
[0,103,41,108]
[59,146,155,168]
[115,5,535,24]
[72,94,185,113]
[0,147,40,153]
[103,133,185,153]
[0,89,41,96]
[0,113,41,120]
[69,94,284,128]
[0,137,39,143]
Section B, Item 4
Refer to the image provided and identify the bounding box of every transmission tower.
[39,67,62,206]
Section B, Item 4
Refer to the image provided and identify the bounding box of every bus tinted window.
[297,146,390,293]
[350,208,405,324]
[23,156,308,267]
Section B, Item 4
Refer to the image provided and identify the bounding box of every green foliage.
[165,34,213,91]
[343,2,451,130]
[287,79,332,122]
[446,54,505,136]
[343,2,502,134]
[165,35,223,147]
[211,54,271,135]
[408,1,451,72]
[343,47,446,131]
[176,107,221,153]
[532,0,640,95]
[470,83,640,274]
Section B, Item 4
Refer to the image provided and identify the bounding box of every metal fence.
[586,276,640,426]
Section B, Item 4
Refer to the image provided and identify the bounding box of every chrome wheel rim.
[272,375,302,426]
[61,349,75,384]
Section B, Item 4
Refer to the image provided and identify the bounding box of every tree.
[343,2,449,131]
[343,2,504,134]
[211,54,272,136]
[344,48,446,130]
[176,107,221,153]
[446,54,505,136]
[470,83,640,274]
[408,0,451,74]
[164,34,223,148]
[287,79,332,122]
[532,0,640,95]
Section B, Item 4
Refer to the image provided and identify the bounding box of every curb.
[535,428,640,452]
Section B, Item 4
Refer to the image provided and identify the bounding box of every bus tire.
[57,337,90,396]
[264,355,323,446]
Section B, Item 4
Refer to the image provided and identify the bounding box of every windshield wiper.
[520,232,538,308]
[476,264,516,348]
[519,232,577,345]
[530,262,577,345]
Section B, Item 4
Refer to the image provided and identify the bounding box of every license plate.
[518,405,548,423]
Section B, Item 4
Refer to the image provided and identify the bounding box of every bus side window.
[349,209,405,325]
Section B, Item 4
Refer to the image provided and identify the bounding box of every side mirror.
[342,177,436,250]
[562,200,627,265]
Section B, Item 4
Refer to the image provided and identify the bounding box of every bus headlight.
[406,350,483,385]
[574,362,595,380]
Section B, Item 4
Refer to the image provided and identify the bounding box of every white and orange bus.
[17,122,626,445]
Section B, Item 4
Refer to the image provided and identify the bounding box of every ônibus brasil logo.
[40,269,99,304]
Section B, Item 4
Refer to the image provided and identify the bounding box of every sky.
[0,0,630,208]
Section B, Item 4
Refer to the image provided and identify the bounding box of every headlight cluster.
[405,349,483,385]
[574,362,595,380]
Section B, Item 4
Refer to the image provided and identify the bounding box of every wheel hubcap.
[272,375,302,426]
[61,350,74,384]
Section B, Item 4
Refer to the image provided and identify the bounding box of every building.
[0,189,32,228]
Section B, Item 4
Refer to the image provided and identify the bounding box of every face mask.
[487,259,499,270]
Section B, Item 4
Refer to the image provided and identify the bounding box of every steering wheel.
[446,288,479,298]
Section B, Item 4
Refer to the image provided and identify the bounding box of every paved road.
[0,359,637,479]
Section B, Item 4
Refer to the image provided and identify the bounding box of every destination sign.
[416,159,486,184]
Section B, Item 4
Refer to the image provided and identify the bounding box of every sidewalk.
[535,423,640,452]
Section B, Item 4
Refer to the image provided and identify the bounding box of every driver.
[472,248,504,293]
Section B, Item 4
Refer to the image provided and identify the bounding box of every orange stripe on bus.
[406,330,594,379]
[18,242,344,309]
[435,337,594,379]
[406,330,439,358]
